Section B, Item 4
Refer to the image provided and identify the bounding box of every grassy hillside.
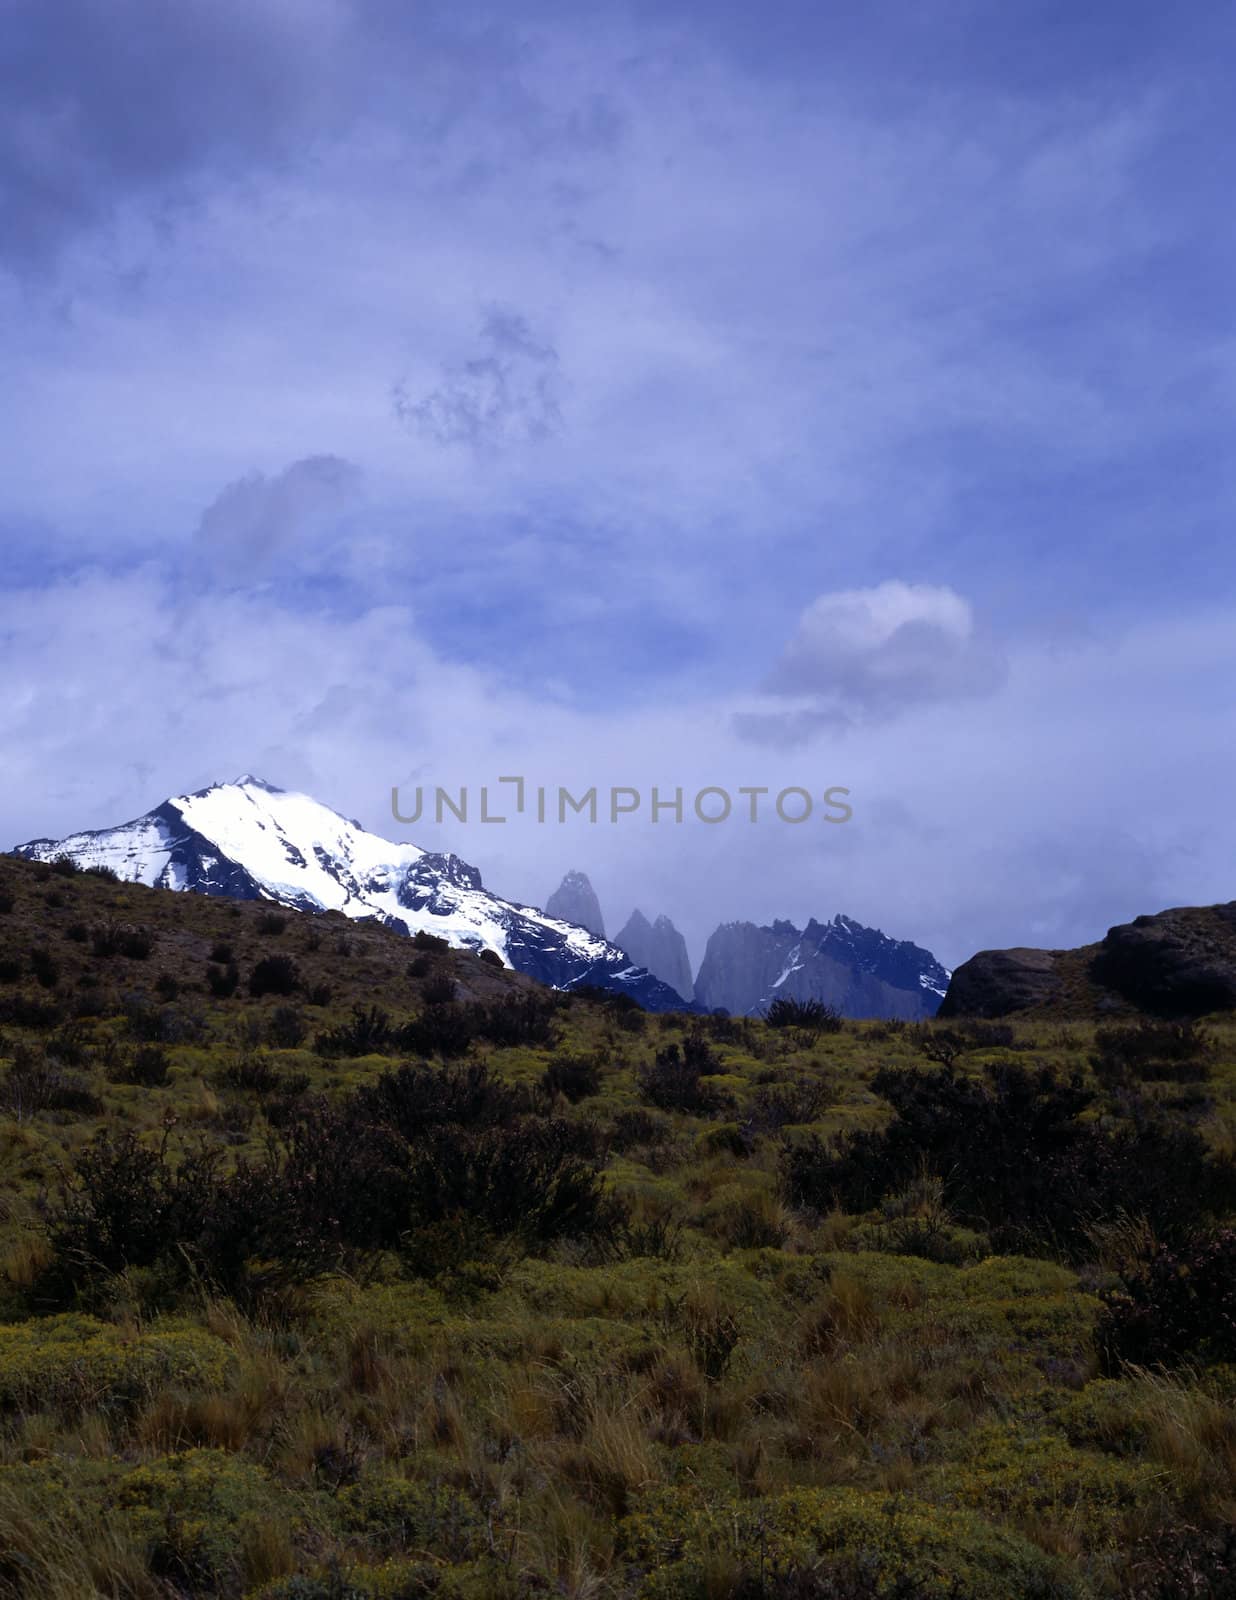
[2,854,1236,1597]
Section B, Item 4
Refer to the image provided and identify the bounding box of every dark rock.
[615,909,694,1001]
[937,947,1063,1018]
[1089,903,1236,1016]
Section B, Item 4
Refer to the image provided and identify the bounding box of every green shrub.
[0,1315,231,1415]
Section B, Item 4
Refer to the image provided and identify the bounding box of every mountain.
[615,909,694,1002]
[545,870,605,938]
[693,913,950,1019]
[11,777,691,1011]
[940,900,1236,1020]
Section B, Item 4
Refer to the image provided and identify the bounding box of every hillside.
[2,854,1236,1596]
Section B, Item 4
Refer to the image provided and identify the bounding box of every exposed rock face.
[1089,903,1236,1016]
[936,948,1063,1018]
[939,902,1236,1019]
[616,909,694,1001]
[545,870,606,938]
[693,914,948,1020]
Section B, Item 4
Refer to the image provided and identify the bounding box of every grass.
[2,854,1236,1595]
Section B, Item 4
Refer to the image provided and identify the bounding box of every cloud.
[737,582,1008,741]
[191,456,362,579]
[394,306,564,451]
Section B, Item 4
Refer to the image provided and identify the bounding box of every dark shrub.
[916,1027,967,1067]
[122,994,202,1044]
[782,1063,1236,1256]
[306,982,333,1008]
[209,940,234,965]
[256,910,288,935]
[639,1045,727,1115]
[397,1005,475,1061]
[412,930,449,952]
[354,1061,529,1137]
[317,1004,393,1058]
[267,1005,307,1049]
[765,996,844,1036]
[29,948,59,989]
[50,854,80,877]
[1092,1018,1214,1086]
[0,1045,101,1117]
[406,955,432,979]
[0,992,63,1029]
[155,973,180,1000]
[421,974,457,1006]
[542,1051,603,1103]
[90,922,153,960]
[1097,1228,1236,1372]
[0,957,22,984]
[218,1053,285,1095]
[249,954,299,998]
[478,948,504,968]
[608,1108,671,1153]
[751,1075,833,1131]
[470,993,557,1048]
[109,1045,172,1088]
[960,1019,1016,1049]
[84,863,119,881]
[1121,1523,1236,1599]
[682,1028,721,1074]
[64,921,89,944]
[206,961,241,998]
[0,890,13,914]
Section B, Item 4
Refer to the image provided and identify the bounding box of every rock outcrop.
[615,909,694,1001]
[939,901,1236,1019]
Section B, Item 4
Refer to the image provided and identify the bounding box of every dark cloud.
[394,306,564,450]
[192,455,361,579]
[0,0,344,273]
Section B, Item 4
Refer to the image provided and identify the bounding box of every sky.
[3,0,1236,972]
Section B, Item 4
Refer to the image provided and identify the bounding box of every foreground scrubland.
[2,856,1236,1598]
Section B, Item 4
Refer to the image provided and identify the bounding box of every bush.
[317,1004,393,1058]
[123,994,202,1043]
[639,1046,727,1115]
[209,940,234,964]
[256,910,288,935]
[218,1052,286,1096]
[267,1004,307,1049]
[50,854,80,876]
[84,862,119,881]
[1092,1019,1215,1086]
[765,996,844,1035]
[108,1044,172,1087]
[28,948,59,989]
[0,1045,101,1117]
[154,972,180,1000]
[421,974,457,1006]
[542,1051,603,1103]
[1097,1228,1236,1371]
[478,948,504,968]
[751,1075,833,1130]
[91,923,153,960]
[397,1004,474,1060]
[207,960,241,997]
[0,957,21,983]
[307,982,333,1008]
[0,991,64,1029]
[782,1062,1236,1256]
[249,954,300,998]
[411,930,449,952]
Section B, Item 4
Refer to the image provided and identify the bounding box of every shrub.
[123,994,202,1044]
[0,1045,101,1117]
[0,1314,230,1415]
[108,1044,172,1087]
[0,991,63,1029]
[267,1005,307,1049]
[1092,1019,1215,1086]
[209,940,234,964]
[917,1027,968,1067]
[751,1075,833,1131]
[352,1060,529,1137]
[64,921,89,943]
[411,930,449,952]
[207,960,241,997]
[639,1046,727,1115]
[28,947,59,989]
[218,1053,286,1096]
[307,982,333,1008]
[1097,1228,1236,1371]
[256,910,288,935]
[0,957,21,983]
[406,955,432,978]
[50,854,80,876]
[0,890,14,914]
[421,974,457,1006]
[542,1051,604,1103]
[84,862,119,880]
[469,992,557,1047]
[316,1004,393,1058]
[765,996,844,1036]
[478,948,504,968]
[782,1062,1236,1255]
[249,955,300,998]
[396,1004,474,1060]
[91,922,153,960]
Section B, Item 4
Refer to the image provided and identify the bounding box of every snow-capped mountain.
[693,913,950,1020]
[12,777,691,1010]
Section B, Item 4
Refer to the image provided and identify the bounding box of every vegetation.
[3,855,1236,1595]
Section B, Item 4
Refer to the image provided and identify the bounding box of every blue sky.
[3,0,1236,969]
